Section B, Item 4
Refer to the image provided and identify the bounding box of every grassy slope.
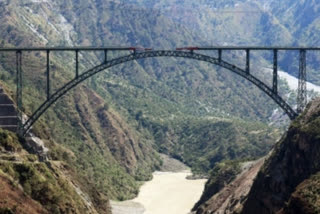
[0,128,111,214]
[0,0,287,201]
[139,117,279,174]
[0,1,163,200]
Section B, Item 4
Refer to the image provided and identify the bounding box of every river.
[111,68,320,214]
[263,68,320,93]
[111,155,207,214]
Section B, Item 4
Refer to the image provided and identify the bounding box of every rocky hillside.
[123,0,320,85]
[242,97,320,214]
[0,88,111,213]
[0,0,283,197]
[1,0,320,212]
[192,158,267,214]
[0,128,111,214]
[194,97,320,214]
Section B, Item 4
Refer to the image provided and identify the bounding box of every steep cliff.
[193,158,266,214]
[0,128,111,214]
[194,98,320,214]
[242,98,320,213]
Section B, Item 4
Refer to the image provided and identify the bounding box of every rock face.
[0,129,111,214]
[279,172,320,214]
[194,98,320,214]
[194,158,266,214]
[242,98,320,214]
[24,135,49,161]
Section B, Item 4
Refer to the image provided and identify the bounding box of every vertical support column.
[75,50,79,78]
[46,50,50,100]
[218,49,222,62]
[273,49,278,94]
[16,50,23,135]
[246,49,250,73]
[104,49,108,63]
[297,49,307,113]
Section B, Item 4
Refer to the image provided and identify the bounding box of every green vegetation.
[7,0,320,213]
[238,98,320,214]
[0,129,22,153]
[139,116,278,174]
[1,162,79,213]
[0,207,15,214]
[0,161,94,213]
[0,129,98,214]
[292,172,320,214]
[0,0,294,202]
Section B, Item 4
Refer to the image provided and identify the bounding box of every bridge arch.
[22,50,297,135]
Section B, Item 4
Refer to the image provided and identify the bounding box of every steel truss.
[0,46,314,135]
[17,50,300,135]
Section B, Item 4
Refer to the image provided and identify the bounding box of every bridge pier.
[273,49,278,94]
[16,50,23,136]
[297,49,307,113]
[76,50,79,78]
[246,49,250,73]
[46,50,50,100]
[104,49,108,63]
[218,49,222,62]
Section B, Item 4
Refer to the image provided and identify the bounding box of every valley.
[1,0,320,214]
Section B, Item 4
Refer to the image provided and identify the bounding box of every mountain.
[0,127,112,214]
[193,158,266,214]
[193,97,320,214]
[242,97,320,213]
[123,0,320,84]
[260,0,320,84]
[0,0,282,192]
[1,0,319,211]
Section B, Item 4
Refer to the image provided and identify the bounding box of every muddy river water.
[111,170,207,214]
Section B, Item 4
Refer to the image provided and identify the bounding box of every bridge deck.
[0,46,320,52]
[0,46,312,135]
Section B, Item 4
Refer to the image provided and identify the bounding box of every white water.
[111,170,207,214]
[264,68,320,93]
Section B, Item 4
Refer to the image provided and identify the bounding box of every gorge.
[1,0,320,214]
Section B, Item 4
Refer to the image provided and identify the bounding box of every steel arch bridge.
[0,46,314,136]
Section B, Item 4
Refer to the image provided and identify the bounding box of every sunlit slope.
[0,0,288,200]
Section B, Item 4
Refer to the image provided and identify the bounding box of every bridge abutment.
[0,86,18,132]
